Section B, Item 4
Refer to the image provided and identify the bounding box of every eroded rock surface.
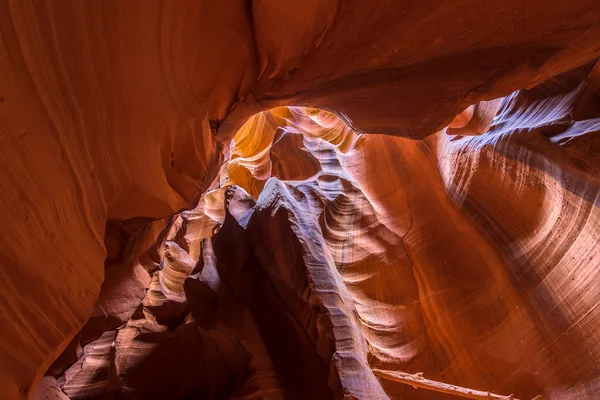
[40,61,600,399]
[2,2,600,399]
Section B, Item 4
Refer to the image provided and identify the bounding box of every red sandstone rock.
[1,2,600,399]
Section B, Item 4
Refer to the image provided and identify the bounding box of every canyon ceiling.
[1,1,600,399]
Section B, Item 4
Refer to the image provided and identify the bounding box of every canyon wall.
[1,1,600,399]
[51,71,600,398]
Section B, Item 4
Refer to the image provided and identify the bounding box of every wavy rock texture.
[2,1,600,399]
[38,61,600,400]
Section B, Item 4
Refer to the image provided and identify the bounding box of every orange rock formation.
[1,2,600,399]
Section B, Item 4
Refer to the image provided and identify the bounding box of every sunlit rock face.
[39,61,600,400]
[2,2,600,399]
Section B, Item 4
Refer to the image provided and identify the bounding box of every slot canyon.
[1,1,600,399]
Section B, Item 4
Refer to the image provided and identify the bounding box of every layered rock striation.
[46,62,600,398]
[1,1,600,399]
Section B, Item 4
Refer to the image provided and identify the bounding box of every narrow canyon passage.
[2,2,600,400]
[40,76,600,399]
